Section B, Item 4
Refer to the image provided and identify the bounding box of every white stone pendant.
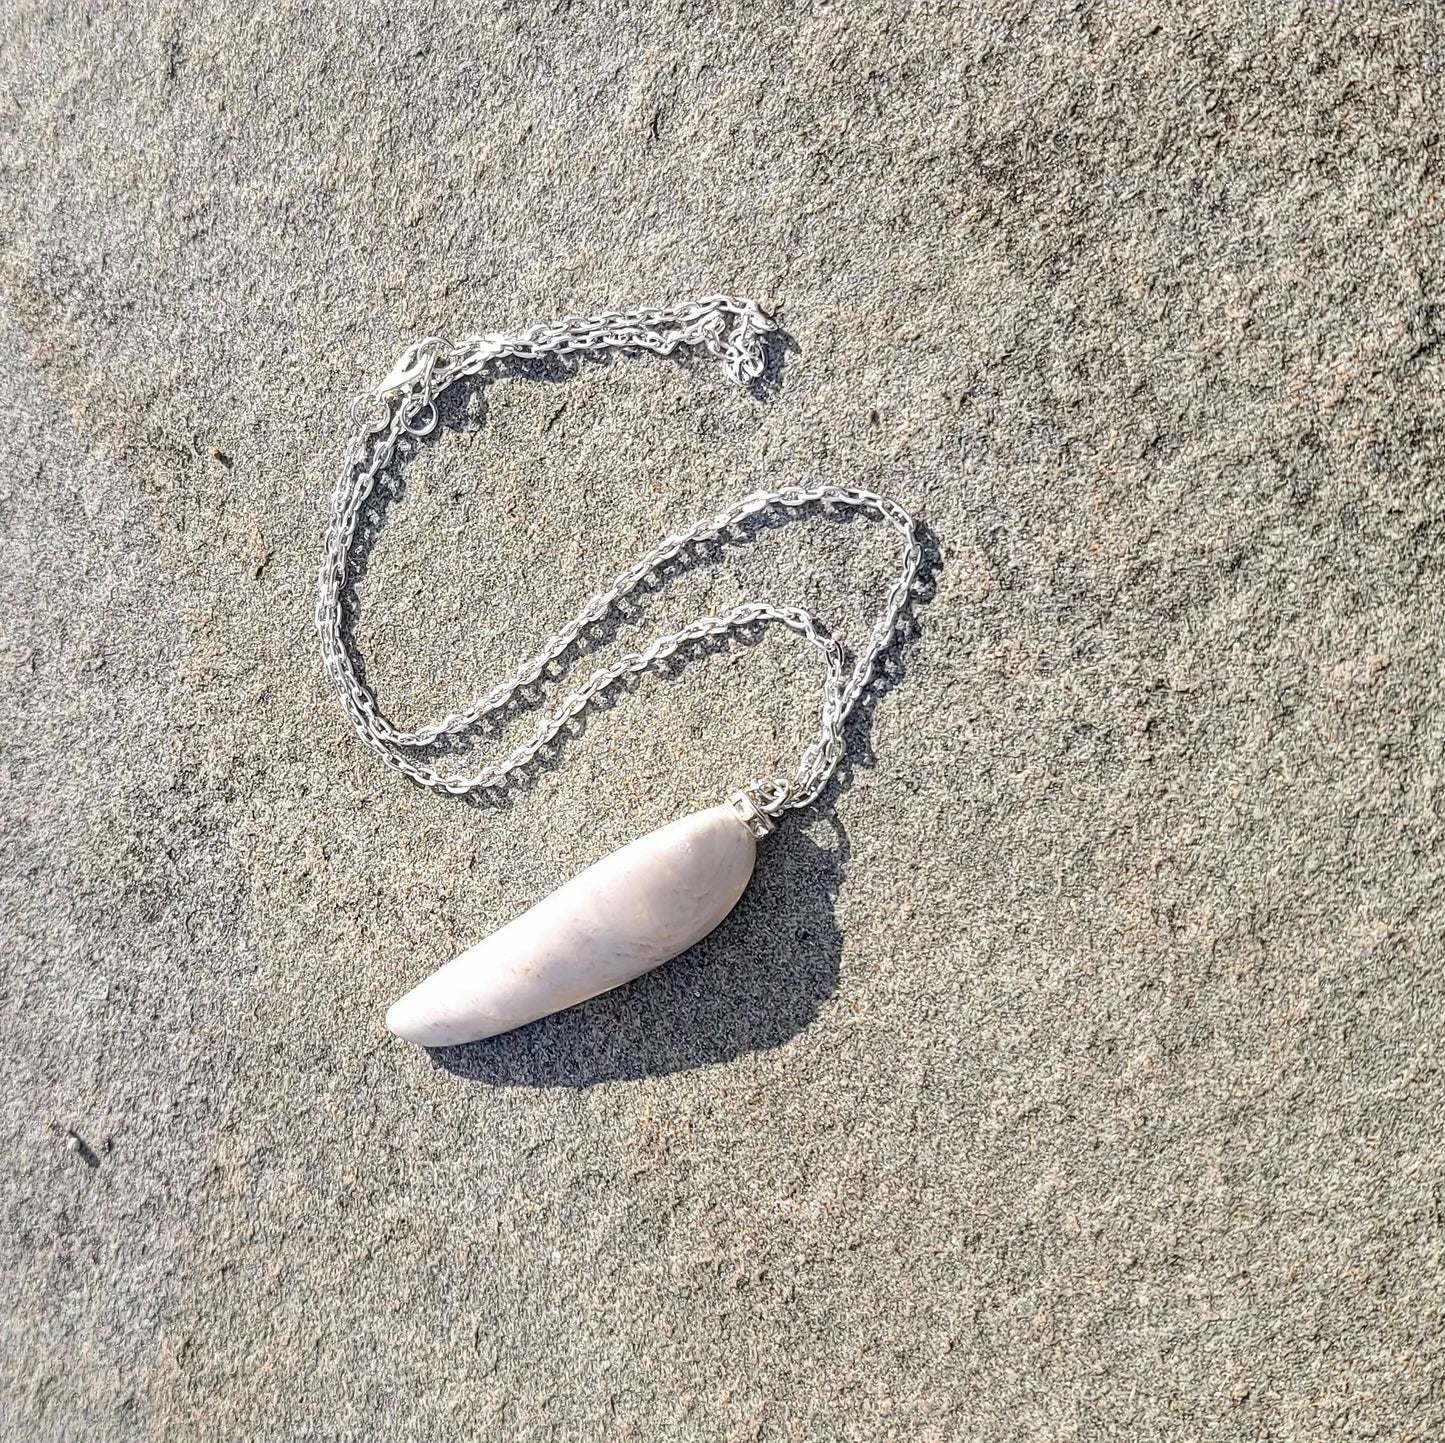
[385,803,763,1046]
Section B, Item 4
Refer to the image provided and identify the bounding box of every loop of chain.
[316,297,923,818]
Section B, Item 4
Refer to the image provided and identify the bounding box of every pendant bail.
[727,787,776,838]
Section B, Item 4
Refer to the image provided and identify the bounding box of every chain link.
[316,297,923,818]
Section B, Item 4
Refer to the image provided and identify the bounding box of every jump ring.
[403,399,439,437]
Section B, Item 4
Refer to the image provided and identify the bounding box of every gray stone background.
[1,4,1441,1440]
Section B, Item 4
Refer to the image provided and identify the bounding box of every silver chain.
[316,297,923,822]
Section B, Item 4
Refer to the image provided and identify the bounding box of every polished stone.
[386,804,757,1045]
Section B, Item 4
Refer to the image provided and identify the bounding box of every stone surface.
[387,805,757,1046]
[0,5,1441,1443]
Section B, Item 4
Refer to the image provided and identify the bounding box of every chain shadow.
[426,809,848,1086]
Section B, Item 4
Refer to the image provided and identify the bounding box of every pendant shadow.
[427,812,847,1087]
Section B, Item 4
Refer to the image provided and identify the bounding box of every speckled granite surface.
[1,5,1441,1439]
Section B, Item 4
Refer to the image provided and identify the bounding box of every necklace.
[317,297,923,1048]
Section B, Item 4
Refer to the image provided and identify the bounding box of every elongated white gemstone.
[385,804,758,1046]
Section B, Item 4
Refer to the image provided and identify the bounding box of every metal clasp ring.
[401,399,439,437]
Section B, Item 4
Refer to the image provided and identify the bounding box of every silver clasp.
[374,336,449,399]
